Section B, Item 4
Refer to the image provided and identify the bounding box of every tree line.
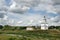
[0,25,60,30]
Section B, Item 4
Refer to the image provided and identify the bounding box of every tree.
[3,25,11,30]
[49,26,56,29]
[0,25,3,29]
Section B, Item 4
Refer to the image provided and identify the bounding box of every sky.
[0,0,60,26]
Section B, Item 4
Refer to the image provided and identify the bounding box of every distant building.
[26,26,34,30]
[41,16,49,30]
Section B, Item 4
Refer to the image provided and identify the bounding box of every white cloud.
[7,19,15,26]
[0,0,6,6]
[14,0,40,7]
[52,0,60,14]
[6,13,43,26]
[53,0,60,5]
[17,13,41,26]
[54,5,60,13]
[3,15,8,20]
[33,0,57,14]
[0,0,60,26]
[8,0,59,14]
[48,15,60,26]
[17,21,23,24]
[0,0,9,18]
[9,1,30,13]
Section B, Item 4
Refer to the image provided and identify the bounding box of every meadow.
[0,25,60,40]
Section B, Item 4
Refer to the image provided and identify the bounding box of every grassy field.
[0,29,60,40]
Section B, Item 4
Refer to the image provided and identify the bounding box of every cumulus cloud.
[54,5,60,14]
[14,0,40,7]
[8,0,57,14]
[34,4,57,14]
[48,15,60,26]
[0,0,6,6]
[0,0,9,25]
[6,18,15,26]
[9,1,30,13]
[3,15,8,20]
[0,0,8,11]
[7,0,60,14]
[6,13,43,26]
[52,0,60,14]
[0,12,6,18]
[0,0,9,18]
[53,0,60,5]
[52,16,60,22]
[0,0,60,26]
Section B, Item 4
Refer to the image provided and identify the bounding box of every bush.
[3,25,11,30]
[49,26,56,29]
[19,27,26,30]
[0,25,3,29]
[49,26,60,30]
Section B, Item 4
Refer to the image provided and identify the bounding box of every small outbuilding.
[26,26,34,30]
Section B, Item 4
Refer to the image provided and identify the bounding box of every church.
[26,16,49,30]
[41,16,49,30]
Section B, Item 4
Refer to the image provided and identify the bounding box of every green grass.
[0,29,60,40]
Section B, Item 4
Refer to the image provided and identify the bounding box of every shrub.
[0,25,3,29]
[19,27,26,30]
[49,26,56,29]
[3,25,11,30]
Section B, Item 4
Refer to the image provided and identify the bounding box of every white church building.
[40,16,49,30]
